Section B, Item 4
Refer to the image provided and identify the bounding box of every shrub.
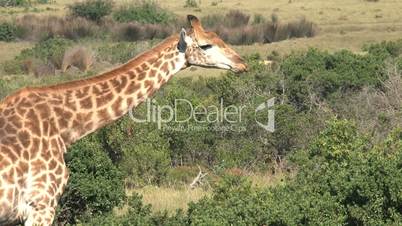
[97,117,172,187]
[121,143,171,187]
[62,46,94,72]
[68,0,113,22]
[0,22,18,41]
[56,135,125,224]
[397,57,402,71]
[184,120,402,225]
[113,2,173,24]
[36,63,55,77]
[224,10,250,28]
[0,0,51,6]
[97,42,151,64]
[202,10,249,29]
[184,0,198,8]
[363,39,402,59]
[2,37,73,74]
[281,48,386,110]
[19,37,73,68]
[113,22,174,41]
[0,0,29,7]
[2,58,23,74]
[16,15,98,41]
[261,16,316,43]
[252,13,265,25]
[202,12,315,45]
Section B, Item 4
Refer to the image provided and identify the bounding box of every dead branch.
[189,166,208,189]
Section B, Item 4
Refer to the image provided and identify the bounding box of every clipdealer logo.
[128,98,275,132]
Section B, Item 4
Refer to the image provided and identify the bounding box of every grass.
[1,0,402,79]
[119,171,287,215]
[125,186,209,214]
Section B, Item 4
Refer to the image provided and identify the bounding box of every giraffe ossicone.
[0,15,247,226]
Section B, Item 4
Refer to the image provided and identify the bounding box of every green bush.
[397,56,402,71]
[184,0,198,8]
[0,0,51,6]
[113,2,173,24]
[56,135,125,224]
[21,37,73,64]
[121,143,171,187]
[97,42,152,64]
[0,22,17,41]
[281,48,387,110]
[183,120,402,225]
[363,39,402,59]
[2,37,73,74]
[0,0,29,7]
[2,58,23,74]
[68,0,113,22]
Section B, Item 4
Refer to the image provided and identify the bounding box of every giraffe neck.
[36,35,186,147]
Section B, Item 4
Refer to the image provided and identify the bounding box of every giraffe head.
[179,15,248,73]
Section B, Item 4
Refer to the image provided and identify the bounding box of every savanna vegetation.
[0,0,402,225]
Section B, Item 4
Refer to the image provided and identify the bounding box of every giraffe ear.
[187,15,204,32]
[178,28,187,53]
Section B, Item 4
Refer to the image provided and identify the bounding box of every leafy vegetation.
[183,121,402,225]
[184,0,199,8]
[113,2,173,24]
[0,0,49,7]
[57,136,125,224]
[68,0,113,22]
[66,120,402,225]
[2,37,73,74]
[0,22,18,41]
[0,14,401,223]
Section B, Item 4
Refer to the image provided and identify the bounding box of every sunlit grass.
[125,186,209,215]
[117,171,289,215]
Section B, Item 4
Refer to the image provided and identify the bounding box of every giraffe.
[0,15,247,226]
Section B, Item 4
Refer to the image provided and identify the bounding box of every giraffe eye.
[200,44,212,50]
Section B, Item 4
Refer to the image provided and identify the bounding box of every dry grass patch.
[126,186,209,214]
[122,170,290,215]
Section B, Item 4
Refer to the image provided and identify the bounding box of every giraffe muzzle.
[232,63,248,73]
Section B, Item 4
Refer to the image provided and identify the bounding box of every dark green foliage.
[57,135,125,224]
[281,48,387,110]
[184,120,402,225]
[121,139,171,187]
[363,39,402,58]
[0,0,51,6]
[0,22,17,41]
[19,37,73,65]
[68,0,113,22]
[113,2,173,24]
[0,0,29,7]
